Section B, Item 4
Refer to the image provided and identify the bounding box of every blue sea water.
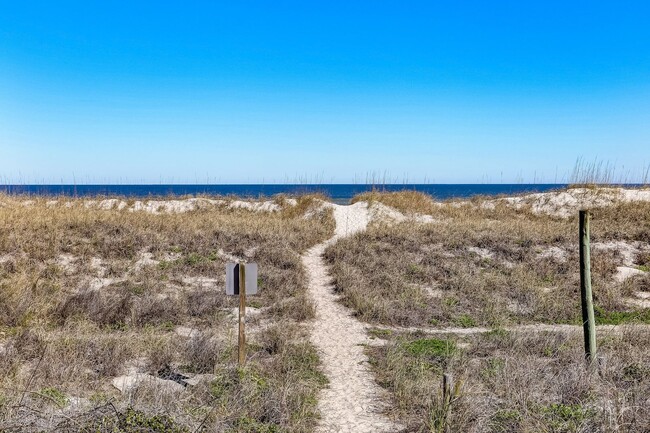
[0,184,566,204]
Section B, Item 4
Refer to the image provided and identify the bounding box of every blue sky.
[1,1,649,183]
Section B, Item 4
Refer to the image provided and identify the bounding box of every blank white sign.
[226,262,258,295]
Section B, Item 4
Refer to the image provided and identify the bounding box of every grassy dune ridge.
[330,190,650,327]
[0,194,334,432]
[328,189,650,432]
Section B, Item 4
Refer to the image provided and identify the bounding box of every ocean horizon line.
[0,182,615,204]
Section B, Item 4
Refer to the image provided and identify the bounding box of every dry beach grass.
[367,326,650,432]
[0,194,334,432]
[2,187,650,432]
[325,188,650,432]
[329,189,650,327]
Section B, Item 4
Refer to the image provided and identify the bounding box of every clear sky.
[1,1,649,184]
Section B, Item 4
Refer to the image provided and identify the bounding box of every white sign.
[226,262,258,295]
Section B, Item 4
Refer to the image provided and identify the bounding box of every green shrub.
[454,314,476,328]
[402,338,456,358]
[38,387,67,408]
[542,403,595,433]
[121,408,189,433]
[490,409,521,432]
[594,306,650,325]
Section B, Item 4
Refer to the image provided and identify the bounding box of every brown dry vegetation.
[0,194,334,432]
[329,189,650,432]
[368,327,650,432]
[330,190,650,327]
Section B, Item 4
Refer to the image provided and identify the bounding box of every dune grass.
[368,327,650,432]
[327,191,650,327]
[569,157,650,186]
[331,189,650,432]
[0,194,333,432]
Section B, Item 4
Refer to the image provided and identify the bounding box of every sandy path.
[304,202,399,433]
[367,322,650,337]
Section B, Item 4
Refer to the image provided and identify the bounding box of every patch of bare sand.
[594,240,649,267]
[443,188,650,218]
[368,201,436,224]
[228,200,281,212]
[536,246,568,262]
[625,291,650,309]
[129,198,224,214]
[370,322,650,337]
[66,197,294,214]
[614,266,647,282]
[499,188,650,218]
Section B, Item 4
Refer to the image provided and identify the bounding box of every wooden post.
[442,374,452,406]
[579,210,597,364]
[238,263,247,367]
[442,374,452,433]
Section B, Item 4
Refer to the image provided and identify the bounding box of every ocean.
[0,184,565,204]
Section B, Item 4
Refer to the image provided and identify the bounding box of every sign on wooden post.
[226,263,258,295]
[226,262,258,367]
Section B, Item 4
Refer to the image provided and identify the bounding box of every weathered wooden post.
[579,210,597,364]
[442,374,452,406]
[442,374,452,433]
[238,263,247,367]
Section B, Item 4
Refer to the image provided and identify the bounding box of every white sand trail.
[304,202,400,433]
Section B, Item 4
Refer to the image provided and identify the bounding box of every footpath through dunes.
[302,194,650,433]
[303,202,400,433]
[321,189,650,432]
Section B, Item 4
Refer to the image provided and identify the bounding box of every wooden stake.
[238,263,247,367]
[442,374,452,433]
[579,210,597,364]
[442,374,452,406]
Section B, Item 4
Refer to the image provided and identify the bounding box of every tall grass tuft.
[570,157,650,187]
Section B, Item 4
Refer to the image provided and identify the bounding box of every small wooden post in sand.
[579,210,597,365]
[238,263,247,367]
[442,374,453,433]
[442,374,452,406]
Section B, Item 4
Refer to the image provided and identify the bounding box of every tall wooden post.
[238,263,247,367]
[579,210,597,364]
